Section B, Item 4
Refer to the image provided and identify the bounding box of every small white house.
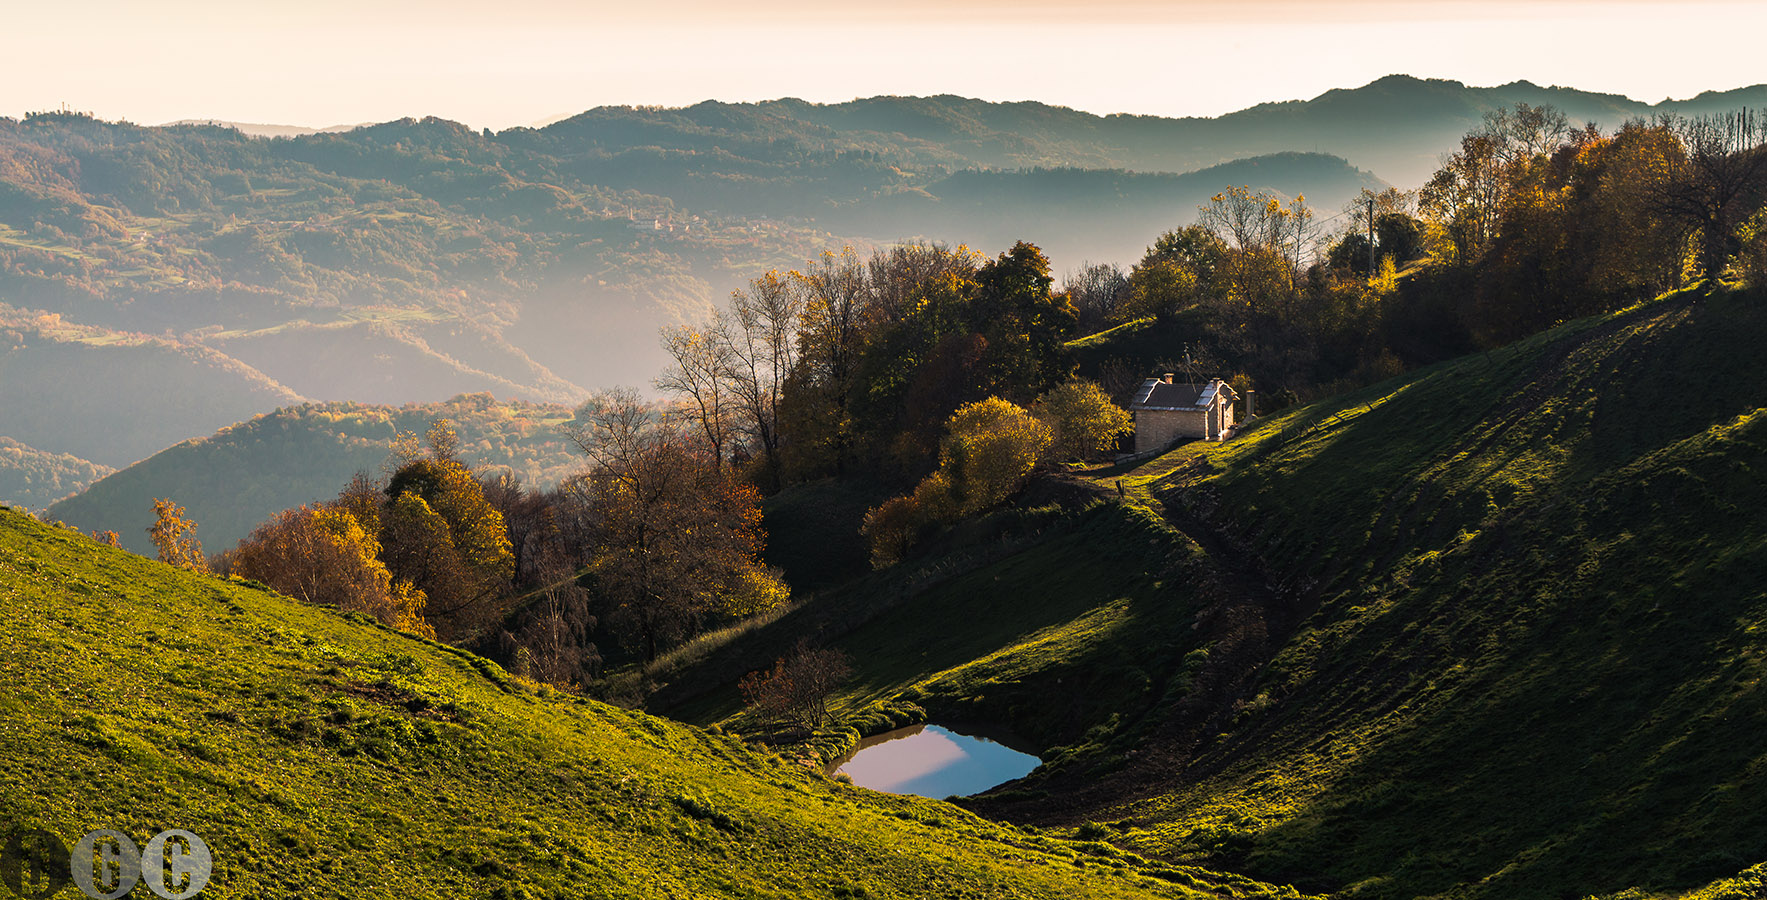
[1127,375,1239,451]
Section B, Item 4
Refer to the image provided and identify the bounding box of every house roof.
[1129,378,1237,412]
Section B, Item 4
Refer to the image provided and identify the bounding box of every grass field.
[0,505,1321,899]
[1086,286,1767,898]
[660,284,1767,900]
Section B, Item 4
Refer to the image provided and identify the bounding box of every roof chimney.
[1162,373,1174,384]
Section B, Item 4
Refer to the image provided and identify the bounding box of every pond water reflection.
[827,724,1040,798]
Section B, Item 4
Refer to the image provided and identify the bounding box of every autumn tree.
[937,397,1053,515]
[1423,131,1511,265]
[845,269,983,474]
[1120,256,1200,322]
[657,320,736,471]
[499,572,598,687]
[479,469,560,590]
[149,498,207,572]
[1642,113,1767,280]
[786,248,873,474]
[334,471,384,536]
[1034,378,1133,460]
[227,504,431,636]
[796,248,869,405]
[380,423,514,637]
[1423,104,1570,267]
[1194,187,1317,335]
[1485,102,1571,165]
[724,271,805,487]
[1583,121,1695,297]
[1145,225,1227,279]
[772,241,985,481]
[567,388,774,660]
[739,641,852,731]
[970,241,1077,401]
[862,396,1053,567]
[865,241,983,325]
[1117,226,1224,322]
[1064,261,1130,331]
[860,494,922,569]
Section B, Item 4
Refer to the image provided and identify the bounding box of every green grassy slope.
[648,493,1214,782]
[659,285,1767,900]
[0,505,1317,900]
[1092,286,1767,899]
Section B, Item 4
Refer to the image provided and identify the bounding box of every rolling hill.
[0,307,305,468]
[544,76,1767,197]
[44,393,584,557]
[0,504,1316,900]
[646,284,1767,900]
[8,75,1762,473]
[0,436,111,511]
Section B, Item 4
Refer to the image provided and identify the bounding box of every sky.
[7,0,1765,129]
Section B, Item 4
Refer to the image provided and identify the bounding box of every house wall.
[1209,397,1236,438]
[1134,409,1209,451]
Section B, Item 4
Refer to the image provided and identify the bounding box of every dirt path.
[966,451,1306,826]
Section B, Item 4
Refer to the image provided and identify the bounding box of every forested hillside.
[46,393,581,556]
[7,76,1762,474]
[613,105,1767,900]
[6,79,1767,900]
[0,436,110,511]
[517,77,1767,195]
[0,307,305,467]
[645,284,1767,900]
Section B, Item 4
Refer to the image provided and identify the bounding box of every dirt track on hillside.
[960,464,1314,833]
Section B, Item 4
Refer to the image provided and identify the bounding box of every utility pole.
[1367,195,1376,283]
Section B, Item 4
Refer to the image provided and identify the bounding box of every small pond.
[826,724,1040,798]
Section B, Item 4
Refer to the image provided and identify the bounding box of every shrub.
[739,641,853,730]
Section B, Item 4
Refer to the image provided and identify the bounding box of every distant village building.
[1127,375,1241,452]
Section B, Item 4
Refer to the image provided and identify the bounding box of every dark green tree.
[969,241,1077,401]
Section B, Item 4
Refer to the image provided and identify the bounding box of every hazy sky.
[7,0,1764,128]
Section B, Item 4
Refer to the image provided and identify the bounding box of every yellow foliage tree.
[228,504,432,637]
[940,397,1052,516]
[862,396,1052,568]
[382,455,514,637]
[723,566,792,619]
[149,498,208,573]
[1034,378,1132,460]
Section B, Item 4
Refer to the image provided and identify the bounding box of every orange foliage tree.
[228,504,431,637]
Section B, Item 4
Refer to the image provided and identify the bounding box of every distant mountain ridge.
[159,119,371,137]
[5,74,1762,472]
[549,75,1767,189]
